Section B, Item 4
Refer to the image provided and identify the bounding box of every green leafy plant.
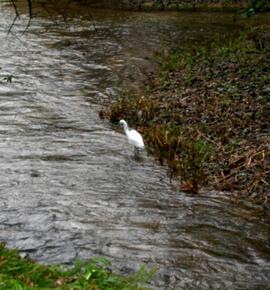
[240,0,267,17]
[3,75,13,83]
[0,243,153,290]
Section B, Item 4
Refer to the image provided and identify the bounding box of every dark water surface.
[0,3,269,289]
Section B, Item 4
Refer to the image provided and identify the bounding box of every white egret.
[119,119,144,156]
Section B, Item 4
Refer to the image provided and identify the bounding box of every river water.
[0,2,269,289]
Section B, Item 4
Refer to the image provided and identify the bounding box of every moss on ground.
[101,25,270,204]
[0,243,153,290]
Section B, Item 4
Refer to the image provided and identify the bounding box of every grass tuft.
[0,243,154,289]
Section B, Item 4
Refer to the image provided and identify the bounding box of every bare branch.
[10,0,19,17]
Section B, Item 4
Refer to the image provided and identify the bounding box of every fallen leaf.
[180,180,199,194]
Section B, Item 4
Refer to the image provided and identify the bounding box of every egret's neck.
[123,122,129,135]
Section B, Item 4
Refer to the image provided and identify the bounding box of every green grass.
[0,243,154,290]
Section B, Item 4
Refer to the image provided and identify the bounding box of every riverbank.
[101,24,270,205]
[0,243,152,289]
[88,0,269,12]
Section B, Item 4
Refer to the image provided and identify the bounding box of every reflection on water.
[0,2,270,289]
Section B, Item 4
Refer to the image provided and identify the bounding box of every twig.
[7,14,19,35]
[196,130,219,148]
[22,0,32,34]
[215,163,246,184]
[10,0,19,17]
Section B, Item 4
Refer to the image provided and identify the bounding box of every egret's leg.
[134,147,143,160]
[134,146,138,157]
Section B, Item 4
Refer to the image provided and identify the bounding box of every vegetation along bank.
[0,243,153,289]
[89,0,270,11]
[101,24,270,205]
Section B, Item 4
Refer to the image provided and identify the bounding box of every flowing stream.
[0,2,269,289]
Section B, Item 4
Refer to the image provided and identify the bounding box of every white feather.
[119,119,144,149]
